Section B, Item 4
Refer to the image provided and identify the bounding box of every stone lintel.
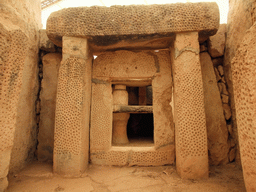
[46,2,219,48]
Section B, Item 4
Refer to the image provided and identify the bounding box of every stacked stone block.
[200,24,236,164]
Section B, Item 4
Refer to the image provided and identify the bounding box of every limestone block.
[38,53,61,162]
[46,3,219,47]
[212,57,223,67]
[54,37,92,176]
[232,22,256,192]
[221,94,229,104]
[217,65,224,76]
[208,24,226,58]
[171,32,208,179]
[214,67,221,82]
[200,44,207,52]
[224,0,256,155]
[223,104,232,120]
[218,82,229,95]
[39,29,55,52]
[227,124,233,135]
[229,148,236,162]
[200,52,229,165]
[221,76,226,83]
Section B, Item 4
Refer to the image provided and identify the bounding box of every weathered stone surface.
[208,24,226,58]
[54,37,92,176]
[214,67,221,82]
[171,32,208,179]
[221,94,229,104]
[218,65,224,76]
[229,148,236,162]
[39,29,55,52]
[91,50,174,166]
[200,52,229,165]
[200,44,207,52]
[224,0,256,163]
[0,0,41,190]
[37,53,61,162]
[212,57,223,67]
[231,22,256,192]
[46,2,219,47]
[227,124,233,135]
[223,104,232,120]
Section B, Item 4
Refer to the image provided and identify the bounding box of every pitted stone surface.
[46,2,219,47]
[232,23,256,192]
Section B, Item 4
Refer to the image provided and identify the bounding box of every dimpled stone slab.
[46,2,219,47]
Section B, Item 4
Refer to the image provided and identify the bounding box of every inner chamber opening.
[127,113,154,145]
[112,85,154,146]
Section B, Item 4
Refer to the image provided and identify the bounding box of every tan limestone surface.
[171,32,208,179]
[208,24,226,58]
[37,53,61,162]
[200,52,229,165]
[0,0,41,190]
[224,0,256,163]
[232,23,256,192]
[8,162,246,192]
[54,37,92,176]
[90,50,174,166]
[46,2,219,47]
[39,29,56,52]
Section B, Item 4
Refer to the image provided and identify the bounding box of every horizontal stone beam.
[46,2,219,47]
[113,105,153,113]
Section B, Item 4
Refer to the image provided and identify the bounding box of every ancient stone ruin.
[0,0,256,191]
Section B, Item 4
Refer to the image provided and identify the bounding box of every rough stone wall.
[231,22,256,192]
[0,0,41,190]
[37,29,62,162]
[200,24,235,165]
[224,0,256,164]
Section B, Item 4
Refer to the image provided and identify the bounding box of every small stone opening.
[127,113,154,146]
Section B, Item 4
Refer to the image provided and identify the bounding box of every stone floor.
[8,162,246,192]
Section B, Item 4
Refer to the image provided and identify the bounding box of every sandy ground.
[7,162,246,192]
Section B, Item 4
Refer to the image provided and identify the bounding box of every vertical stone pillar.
[170,32,208,179]
[53,37,92,176]
[112,85,130,145]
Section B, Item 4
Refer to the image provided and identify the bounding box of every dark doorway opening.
[127,113,154,145]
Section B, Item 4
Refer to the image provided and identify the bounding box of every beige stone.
[221,76,226,84]
[37,53,61,162]
[223,104,232,120]
[212,57,223,67]
[232,22,256,192]
[218,82,229,95]
[214,67,221,82]
[200,52,229,165]
[208,24,226,58]
[112,85,130,145]
[0,0,41,190]
[200,44,207,52]
[217,65,224,76]
[171,32,208,179]
[224,0,256,162]
[227,124,233,135]
[221,94,229,104]
[90,50,174,166]
[229,148,236,162]
[46,3,219,47]
[53,37,92,176]
[39,29,55,52]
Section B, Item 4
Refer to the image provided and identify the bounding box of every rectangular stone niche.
[90,50,175,166]
[112,85,154,147]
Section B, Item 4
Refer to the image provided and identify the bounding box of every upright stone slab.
[53,37,92,176]
[232,23,256,192]
[171,32,208,179]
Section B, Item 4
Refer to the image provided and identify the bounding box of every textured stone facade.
[0,0,41,190]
